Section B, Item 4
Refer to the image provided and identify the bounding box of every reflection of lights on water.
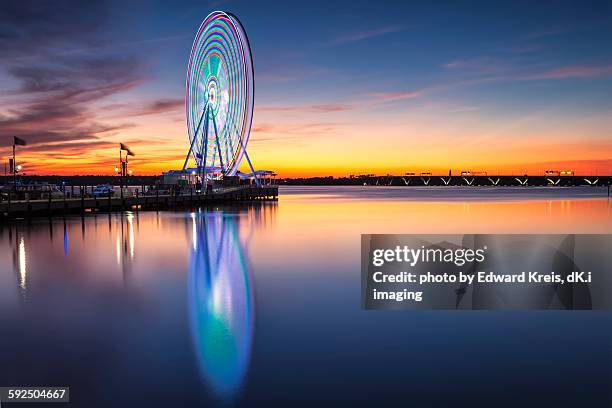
[210,276,228,318]
[126,213,135,260]
[188,212,254,400]
[191,212,197,251]
[63,223,68,256]
[116,235,121,265]
[18,237,27,290]
[115,213,136,269]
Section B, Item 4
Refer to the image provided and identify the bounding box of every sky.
[0,0,611,177]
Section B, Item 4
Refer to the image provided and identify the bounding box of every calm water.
[1,186,611,407]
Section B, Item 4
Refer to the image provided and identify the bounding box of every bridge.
[347,175,611,187]
[283,174,612,187]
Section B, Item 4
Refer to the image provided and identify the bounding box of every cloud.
[144,99,184,113]
[255,89,425,114]
[250,121,344,140]
[106,98,184,117]
[443,57,509,73]
[254,92,421,115]
[256,64,330,82]
[0,0,146,165]
[503,43,543,55]
[0,55,142,147]
[21,140,118,154]
[0,1,110,58]
[521,64,612,80]
[367,90,421,104]
[250,124,275,133]
[440,55,612,88]
[521,27,569,40]
[5,57,142,99]
[330,25,403,46]
[257,103,351,113]
[447,106,480,113]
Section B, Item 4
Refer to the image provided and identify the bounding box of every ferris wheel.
[183,11,258,184]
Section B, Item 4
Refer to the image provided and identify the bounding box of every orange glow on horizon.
[6,143,611,177]
[3,106,611,177]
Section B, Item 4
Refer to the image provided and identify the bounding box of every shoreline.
[278,185,611,203]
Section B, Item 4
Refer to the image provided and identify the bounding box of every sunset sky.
[1,0,611,176]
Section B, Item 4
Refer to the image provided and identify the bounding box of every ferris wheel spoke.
[198,104,210,165]
[200,113,209,174]
[225,127,233,168]
[220,123,231,168]
[225,133,231,167]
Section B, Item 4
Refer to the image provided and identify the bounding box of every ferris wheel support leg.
[242,147,261,187]
[183,134,197,171]
[201,111,210,187]
[230,122,260,186]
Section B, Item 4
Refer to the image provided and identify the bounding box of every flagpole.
[13,142,16,190]
[119,147,123,194]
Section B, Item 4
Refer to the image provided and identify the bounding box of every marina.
[0,185,278,220]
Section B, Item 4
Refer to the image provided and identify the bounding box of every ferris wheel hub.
[207,77,217,106]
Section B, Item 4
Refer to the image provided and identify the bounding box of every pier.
[0,185,278,220]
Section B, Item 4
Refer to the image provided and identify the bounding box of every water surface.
[1,186,611,407]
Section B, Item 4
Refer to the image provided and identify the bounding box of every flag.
[120,143,135,156]
[14,136,27,146]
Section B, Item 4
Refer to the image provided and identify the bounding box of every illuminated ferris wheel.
[183,11,258,183]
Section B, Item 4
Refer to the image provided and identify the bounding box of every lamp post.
[119,143,135,193]
[118,148,123,194]
[11,137,27,190]
[13,163,23,190]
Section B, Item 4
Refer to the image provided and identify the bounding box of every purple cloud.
[330,25,403,46]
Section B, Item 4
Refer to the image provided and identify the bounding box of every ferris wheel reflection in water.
[187,208,263,400]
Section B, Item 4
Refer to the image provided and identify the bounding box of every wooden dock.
[0,185,278,220]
